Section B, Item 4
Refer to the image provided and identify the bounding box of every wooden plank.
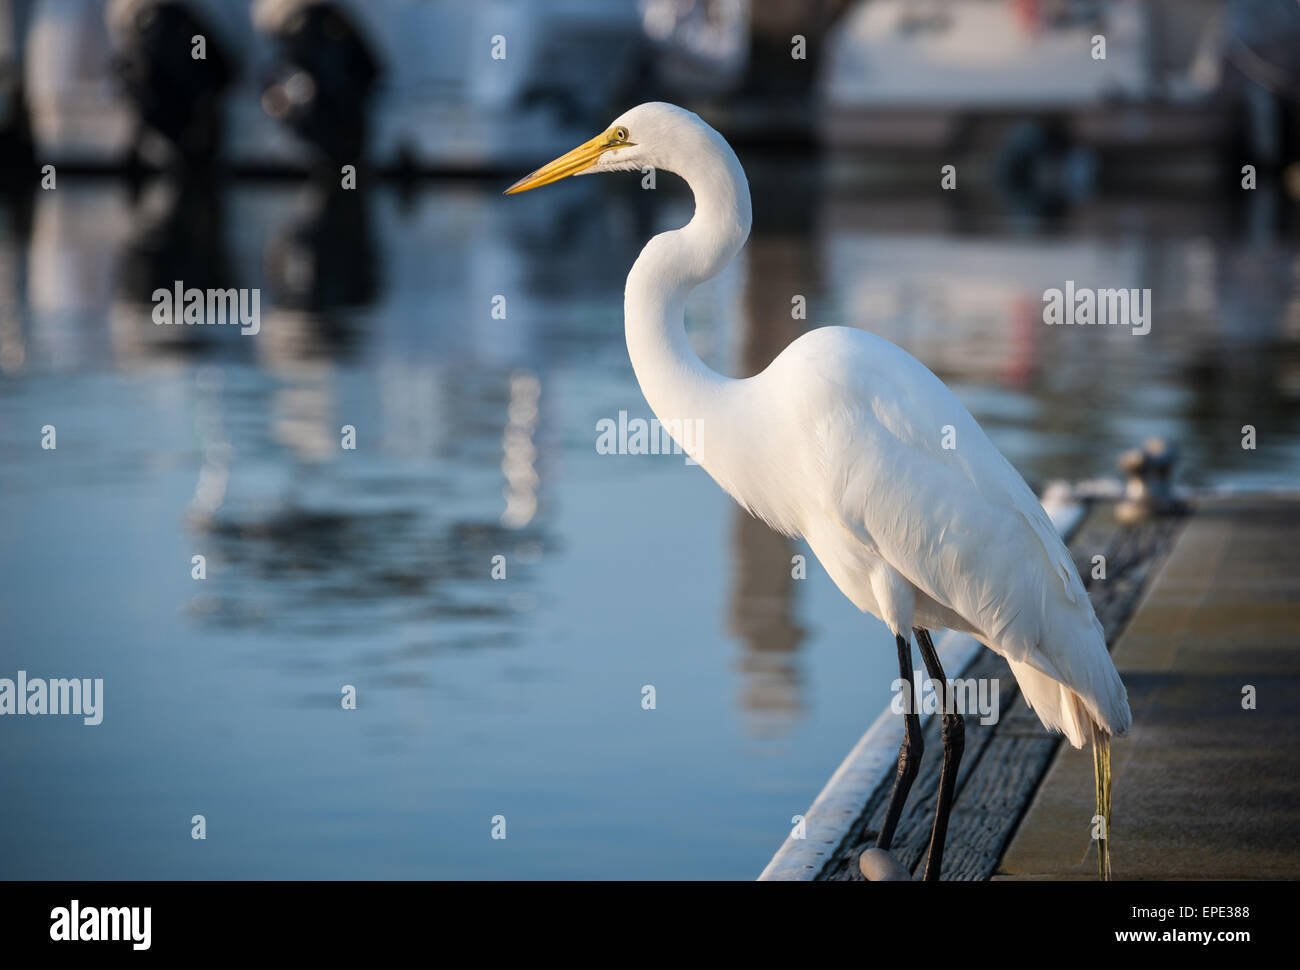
[998,495,1300,880]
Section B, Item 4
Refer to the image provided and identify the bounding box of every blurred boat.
[819,0,1235,163]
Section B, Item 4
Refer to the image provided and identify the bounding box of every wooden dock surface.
[997,494,1300,880]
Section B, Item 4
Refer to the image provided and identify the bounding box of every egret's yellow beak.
[504,126,634,195]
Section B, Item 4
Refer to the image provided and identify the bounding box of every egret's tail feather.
[1006,655,1125,881]
[1091,720,1113,881]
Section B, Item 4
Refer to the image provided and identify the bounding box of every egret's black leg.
[876,632,923,851]
[915,627,965,881]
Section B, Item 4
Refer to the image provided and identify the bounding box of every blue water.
[2,172,1297,878]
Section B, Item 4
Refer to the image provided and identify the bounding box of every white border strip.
[756,494,1086,881]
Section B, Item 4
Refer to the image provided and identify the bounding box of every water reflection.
[1,166,1298,878]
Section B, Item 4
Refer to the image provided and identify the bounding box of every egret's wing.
[795,330,1124,737]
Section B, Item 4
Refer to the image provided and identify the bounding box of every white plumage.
[509,102,1131,876]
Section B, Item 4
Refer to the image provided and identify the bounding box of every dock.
[998,494,1300,880]
[760,491,1300,881]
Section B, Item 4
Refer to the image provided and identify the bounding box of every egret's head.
[505,102,708,194]
[505,102,752,259]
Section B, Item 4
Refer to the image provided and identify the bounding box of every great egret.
[507,102,1131,880]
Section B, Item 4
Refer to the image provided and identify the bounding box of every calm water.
[1,166,1298,878]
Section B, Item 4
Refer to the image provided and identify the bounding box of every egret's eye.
[613,127,629,144]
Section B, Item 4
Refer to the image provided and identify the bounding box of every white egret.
[507,102,1131,880]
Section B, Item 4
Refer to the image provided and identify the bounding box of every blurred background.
[1,0,1299,879]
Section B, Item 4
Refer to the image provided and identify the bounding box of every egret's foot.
[859,847,912,881]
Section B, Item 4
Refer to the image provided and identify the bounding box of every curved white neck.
[622,135,752,462]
